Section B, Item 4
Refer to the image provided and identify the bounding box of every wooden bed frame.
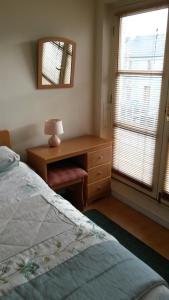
[0,130,11,147]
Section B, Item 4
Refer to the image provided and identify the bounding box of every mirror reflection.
[37,38,75,89]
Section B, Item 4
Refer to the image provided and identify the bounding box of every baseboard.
[111,178,169,230]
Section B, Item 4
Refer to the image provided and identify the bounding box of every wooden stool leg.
[68,181,84,211]
[76,181,84,211]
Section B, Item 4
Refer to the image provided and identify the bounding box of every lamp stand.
[48,135,61,147]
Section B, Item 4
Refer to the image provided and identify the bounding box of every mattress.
[0,162,168,299]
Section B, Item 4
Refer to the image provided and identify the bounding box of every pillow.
[0,146,20,173]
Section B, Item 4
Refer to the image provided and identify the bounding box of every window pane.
[115,74,162,133]
[164,145,169,194]
[119,9,168,71]
[113,127,155,186]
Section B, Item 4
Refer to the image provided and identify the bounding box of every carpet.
[84,209,169,283]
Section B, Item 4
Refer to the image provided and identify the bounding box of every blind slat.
[114,123,156,137]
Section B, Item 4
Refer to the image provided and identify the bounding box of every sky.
[121,8,168,38]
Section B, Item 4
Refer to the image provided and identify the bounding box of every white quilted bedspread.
[0,162,114,295]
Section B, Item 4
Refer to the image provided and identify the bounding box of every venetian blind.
[163,145,169,197]
[113,8,168,187]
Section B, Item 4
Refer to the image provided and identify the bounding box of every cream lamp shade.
[44,119,64,147]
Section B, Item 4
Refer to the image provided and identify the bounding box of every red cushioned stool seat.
[47,164,88,210]
[48,165,87,188]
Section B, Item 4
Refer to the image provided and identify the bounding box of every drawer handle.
[97,171,102,176]
[98,155,103,160]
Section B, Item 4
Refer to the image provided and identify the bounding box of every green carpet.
[84,209,169,283]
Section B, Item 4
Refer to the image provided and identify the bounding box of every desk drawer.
[87,178,111,203]
[88,163,111,184]
[88,147,112,169]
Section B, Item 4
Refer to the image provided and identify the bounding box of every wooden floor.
[86,197,169,260]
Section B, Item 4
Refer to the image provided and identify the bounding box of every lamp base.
[48,135,61,147]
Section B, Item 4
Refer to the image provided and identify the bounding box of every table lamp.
[44,119,64,147]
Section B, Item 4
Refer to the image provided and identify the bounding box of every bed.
[0,130,169,300]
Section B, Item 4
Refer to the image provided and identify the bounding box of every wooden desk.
[27,135,112,205]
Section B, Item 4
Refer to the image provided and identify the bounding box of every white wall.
[94,0,113,138]
[0,0,96,157]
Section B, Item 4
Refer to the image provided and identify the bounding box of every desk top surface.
[27,135,112,162]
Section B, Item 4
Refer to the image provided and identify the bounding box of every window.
[112,8,168,188]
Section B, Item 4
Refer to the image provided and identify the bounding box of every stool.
[47,163,88,211]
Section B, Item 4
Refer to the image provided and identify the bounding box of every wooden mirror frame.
[37,37,76,89]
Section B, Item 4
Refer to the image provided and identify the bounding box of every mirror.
[37,37,76,89]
